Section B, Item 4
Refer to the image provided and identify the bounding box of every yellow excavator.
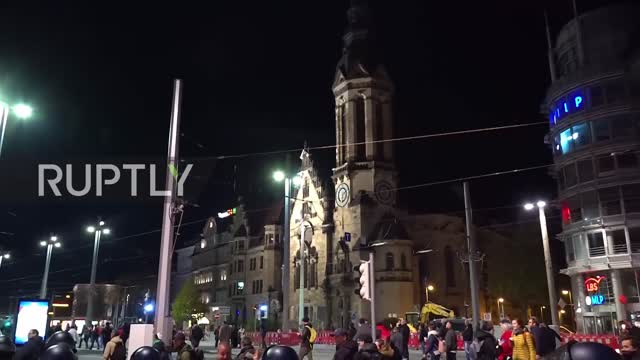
[406,302,455,326]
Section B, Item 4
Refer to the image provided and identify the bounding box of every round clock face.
[336,183,350,207]
[375,181,394,204]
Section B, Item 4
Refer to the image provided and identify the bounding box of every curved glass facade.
[545,4,640,334]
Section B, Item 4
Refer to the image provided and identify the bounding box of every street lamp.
[540,305,546,322]
[273,169,302,331]
[562,289,573,306]
[40,235,61,298]
[426,285,435,303]
[0,102,32,158]
[0,251,9,270]
[524,200,559,327]
[498,298,505,319]
[86,219,110,325]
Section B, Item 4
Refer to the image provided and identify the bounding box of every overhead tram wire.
[211,121,548,160]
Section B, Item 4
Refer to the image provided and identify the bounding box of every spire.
[544,11,557,82]
[336,0,379,79]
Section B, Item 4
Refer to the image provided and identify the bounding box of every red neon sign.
[585,276,605,292]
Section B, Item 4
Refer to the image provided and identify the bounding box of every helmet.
[45,331,77,351]
[0,336,16,355]
[130,346,161,360]
[40,343,76,360]
[263,345,299,360]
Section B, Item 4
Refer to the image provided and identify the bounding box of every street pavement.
[77,343,468,360]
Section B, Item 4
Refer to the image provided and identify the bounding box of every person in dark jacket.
[348,323,357,340]
[333,328,358,360]
[390,328,403,359]
[190,324,204,348]
[14,329,45,360]
[397,319,410,360]
[475,321,498,360]
[528,317,557,357]
[424,323,441,360]
[462,322,473,360]
[444,321,457,360]
[354,319,372,342]
[259,319,268,349]
[152,334,171,360]
[419,324,429,356]
[354,342,383,360]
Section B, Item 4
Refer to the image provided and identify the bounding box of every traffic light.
[354,261,371,301]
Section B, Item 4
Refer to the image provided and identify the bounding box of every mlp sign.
[584,276,606,306]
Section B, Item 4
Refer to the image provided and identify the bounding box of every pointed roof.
[335,0,382,80]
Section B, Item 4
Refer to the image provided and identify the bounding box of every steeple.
[332,0,397,207]
[336,0,379,80]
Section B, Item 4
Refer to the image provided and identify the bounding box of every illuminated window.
[573,233,587,260]
[559,128,573,154]
[200,239,206,249]
[572,122,591,147]
[220,270,227,281]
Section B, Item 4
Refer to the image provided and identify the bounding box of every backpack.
[469,340,483,360]
[110,341,126,360]
[437,339,446,354]
[306,326,317,343]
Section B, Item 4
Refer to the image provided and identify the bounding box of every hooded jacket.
[475,329,498,360]
[354,343,382,360]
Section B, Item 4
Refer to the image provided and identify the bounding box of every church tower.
[332,0,396,208]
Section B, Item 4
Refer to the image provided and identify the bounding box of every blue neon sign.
[590,294,605,305]
[549,88,585,125]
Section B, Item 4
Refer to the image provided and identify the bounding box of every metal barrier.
[562,335,620,350]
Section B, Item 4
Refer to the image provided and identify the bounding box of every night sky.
[0,0,620,302]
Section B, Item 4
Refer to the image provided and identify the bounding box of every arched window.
[444,246,456,287]
[385,252,395,270]
[401,253,407,269]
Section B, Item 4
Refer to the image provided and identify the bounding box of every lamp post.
[273,170,302,331]
[86,220,110,325]
[524,200,559,326]
[40,236,61,299]
[498,298,505,319]
[540,305,546,322]
[0,102,32,158]
[426,285,435,303]
[562,289,573,306]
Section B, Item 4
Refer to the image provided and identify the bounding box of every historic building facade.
[183,202,283,329]
[545,3,640,334]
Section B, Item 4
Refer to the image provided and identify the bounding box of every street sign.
[483,313,492,321]
[218,306,231,315]
[344,232,351,242]
[558,298,567,309]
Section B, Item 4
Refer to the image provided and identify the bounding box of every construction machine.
[405,302,455,326]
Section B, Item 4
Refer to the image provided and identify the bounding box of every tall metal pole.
[369,252,376,338]
[463,182,481,329]
[155,79,183,340]
[0,103,9,159]
[281,178,291,331]
[86,229,102,325]
[0,255,3,270]
[538,206,559,326]
[40,244,53,299]
[298,227,305,327]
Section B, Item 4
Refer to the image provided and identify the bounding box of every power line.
[213,121,548,160]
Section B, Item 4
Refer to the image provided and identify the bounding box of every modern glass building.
[545,3,640,334]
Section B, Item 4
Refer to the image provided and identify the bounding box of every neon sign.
[585,276,605,292]
[549,88,585,125]
[585,294,605,306]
